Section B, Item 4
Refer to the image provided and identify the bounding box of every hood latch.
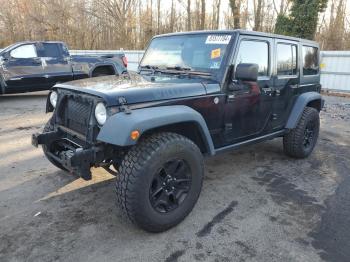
[118,97,131,114]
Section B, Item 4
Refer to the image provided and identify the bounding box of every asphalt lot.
[0,92,349,262]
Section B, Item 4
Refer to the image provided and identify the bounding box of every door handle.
[63,57,71,62]
[32,58,42,64]
[262,86,273,96]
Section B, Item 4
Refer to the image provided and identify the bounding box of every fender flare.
[89,62,117,77]
[97,105,215,155]
[285,92,323,129]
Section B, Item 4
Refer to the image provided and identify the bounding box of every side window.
[303,46,319,75]
[236,40,269,76]
[42,43,61,57]
[10,44,37,59]
[277,43,297,76]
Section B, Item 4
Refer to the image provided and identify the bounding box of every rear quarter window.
[42,43,62,57]
[302,46,319,76]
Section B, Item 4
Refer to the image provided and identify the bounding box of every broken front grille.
[56,94,94,137]
[65,98,91,135]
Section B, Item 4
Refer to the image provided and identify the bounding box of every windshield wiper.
[140,65,159,69]
[139,65,160,72]
[165,66,212,77]
[140,64,212,77]
[166,66,192,71]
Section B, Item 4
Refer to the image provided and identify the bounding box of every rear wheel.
[283,107,320,158]
[115,132,204,232]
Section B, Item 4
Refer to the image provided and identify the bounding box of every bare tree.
[187,0,191,31]
[200,0,205,29]
[253,0,264,31]
[157,0,161,34]
[170,0,175,32]
[229,0,241,29]
[216,0,221,29]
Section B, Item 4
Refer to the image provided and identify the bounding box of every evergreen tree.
[275,0,328,40]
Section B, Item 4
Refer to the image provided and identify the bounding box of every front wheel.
[115,132,204,232]
[283,107,320,158]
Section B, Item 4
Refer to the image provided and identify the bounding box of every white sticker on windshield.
[205,35,231,45]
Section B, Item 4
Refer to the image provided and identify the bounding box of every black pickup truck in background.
[0,41,127,94]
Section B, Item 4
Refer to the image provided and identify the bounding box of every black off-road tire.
[116,132,204,232]
[42,121,67,171]
[283,107,320,158]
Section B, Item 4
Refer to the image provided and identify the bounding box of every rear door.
[36,42,73,86]
[4,43,47,91]
[272,39,299,130]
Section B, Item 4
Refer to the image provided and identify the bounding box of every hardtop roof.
[155,29,319,46]
[14,41,66,45]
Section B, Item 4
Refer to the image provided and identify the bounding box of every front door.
[222,36,274,144]
[3,44,46,92]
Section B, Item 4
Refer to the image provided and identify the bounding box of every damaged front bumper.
[32,129,105,180]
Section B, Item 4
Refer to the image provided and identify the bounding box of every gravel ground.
[0,92,349,262]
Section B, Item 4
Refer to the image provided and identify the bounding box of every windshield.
[140,33,232,72]
[0,43,19,55]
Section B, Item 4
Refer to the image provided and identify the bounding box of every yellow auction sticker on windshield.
[211,48,221,59]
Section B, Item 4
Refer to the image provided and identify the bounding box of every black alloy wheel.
[149,159,192,213]
[303,122,316,149]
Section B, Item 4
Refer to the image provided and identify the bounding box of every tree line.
[0,0,349,51]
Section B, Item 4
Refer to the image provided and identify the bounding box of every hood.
[55,71,220,106]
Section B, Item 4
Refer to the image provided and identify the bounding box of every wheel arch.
[90,63,116,77]
[141,121,210,155]
[306,99,323,112]
[97,105,215,156]
[285,92,324,129]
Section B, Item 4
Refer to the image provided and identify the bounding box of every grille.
[64,98,92,135]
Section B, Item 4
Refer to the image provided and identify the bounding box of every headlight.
[49,91,58,108]
[95,102,107,125]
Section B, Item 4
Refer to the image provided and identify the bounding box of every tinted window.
[10,44,37,58]
[42,43,61,57]
[303,46,319,75]
[236,40,269,76]
[277,43,297,76]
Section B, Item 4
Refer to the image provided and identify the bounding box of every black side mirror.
[235,63,259,82]
[1,52,10,61]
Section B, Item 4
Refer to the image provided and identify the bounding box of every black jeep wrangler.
[32,30,324,232]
